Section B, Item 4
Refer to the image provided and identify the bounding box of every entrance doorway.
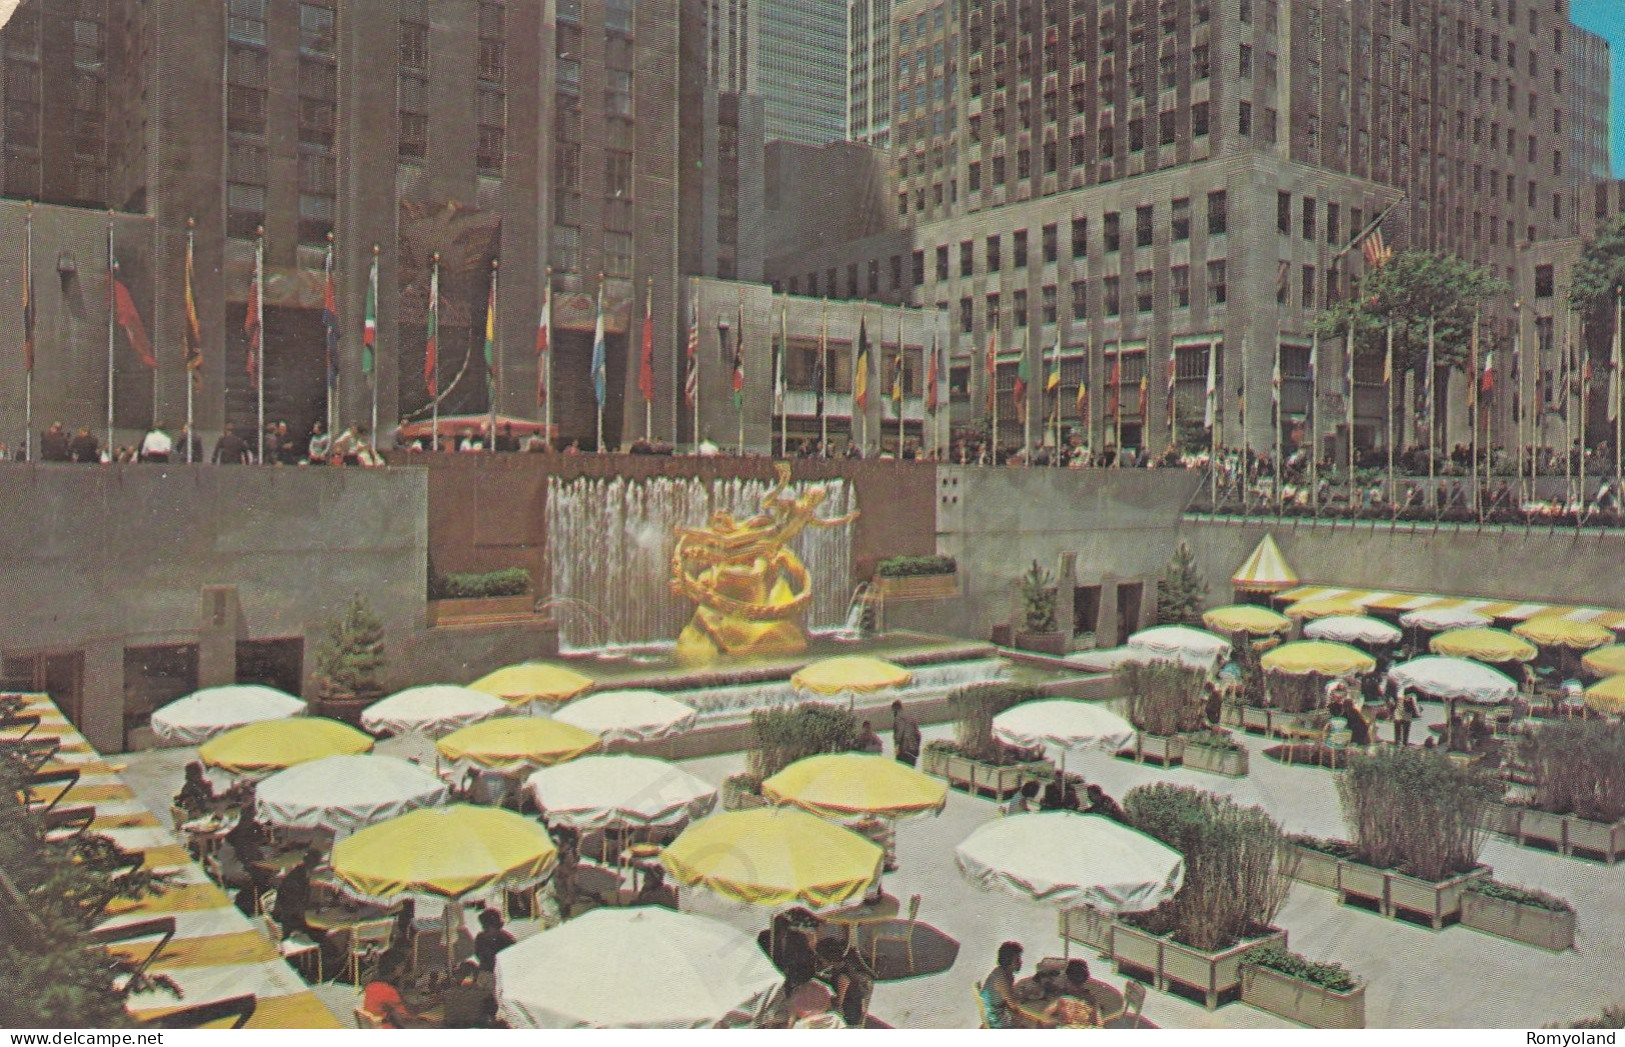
[1116,582,1144,644]
[2,651,86,729]
[236,638,304,696]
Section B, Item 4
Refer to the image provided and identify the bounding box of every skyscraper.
[758,0,846,145]
[848,0,892,147]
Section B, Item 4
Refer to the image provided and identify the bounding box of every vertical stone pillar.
[198,585,240,688]
[1096,573,1120,648]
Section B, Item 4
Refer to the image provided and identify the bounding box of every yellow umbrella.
[1259,641,1375,677]
[1202,604,1293,637]
[198,717,373,775]
[1582,645,1625,678]
[1430,627,1538,664]
[1284,596,1368,621]
[332,804,557,902]
[660,807,882,909]
[470,663,595,707]
[1582,675,1625,716]
[437,717,600,771]
[762,753,947,819]
[1513,617,1614,652]
[790,656,912,697]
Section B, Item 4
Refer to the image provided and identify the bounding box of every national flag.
[1012,345,1028,403]
[640,283,656,405]
[926,329,940,414]
[814,306,827,419]
[591,283,607,409]
[1164,353,1176,431]
[1046,331,1062,394]
[730,301,745,410]
[1361,226,1392,268]
[323,244,340,392]
[890,350,905,404]
[1076,376,1088,428]
[1203,343,1218,430]
[183,233,203,386]
[1270,350,1282,429]
[111,265,156,369]
[1106,356,1121,417]
[483,262,498,398]
[1480,349,1496,399]
[1610,291,1623,424]
[984,329,997,413]
[21,220,34,374]
[1237,381,1246,429]
[1510,329,1521,423]
[1305,337,1317,427]
[424,259,440,396]
[244,241,262,385]
[855,316,870,410]
[362,253,378,379]
[772,303,786,414]
[683,289,699,407]
[1137,370,1148,419]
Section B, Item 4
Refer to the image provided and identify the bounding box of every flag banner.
[22,225,34,374]
[1077,377,1088,428]
[1610,293,1622,424]
[1047,336,1062,394]
[1164,353,1176,430]
[814,308,827,419]
[1480,350,1496,399]
[184,235,203,386]
[1271,350,1282,429]
[323,245,340,392]
[112,268,156,369]
[1137,372,1148,420]
[984,330,997,413]
[1012,345,1029,402]
[591,284,608,409]
[891,351,905,404]
[683,290,699,407]
[927,330,941,414]
[1510,331,1521,424]
[772,305,785,414]
[483,264,498,398]
[1237,382,1246,429]
[1106,357,1121,417]
[1305,339,1317,427]
[424,261,440,396]
[731,302,745,410]
[1203,343,1218,430]
[244,244,261,384]
[855,316,870,410]
[362,254,379,378]
[640,286,656,404]
[1361,227,1392,268]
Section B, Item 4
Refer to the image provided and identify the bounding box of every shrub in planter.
[1242,945,1360,994]
[1284,833,1358,860]
[1156,541,1209,627]
[1184,730,1244,754]
[1123,783,1293,952]
[1516,719,1625,824]
[312,595,387,717]
[429,567,533,600]
[744,703,861,782]
[1338,746,1496,882]
[1018,559,1058,633]
[875,555,957,577]
[1465,879,1572,913]
[948,682,1043,764]
[1120,661,1208,737]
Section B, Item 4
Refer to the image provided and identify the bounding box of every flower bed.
[1182,732,1249,777]
[1460,880,1576,952]
[1112,921,1287,1010]
[1240,947,1366,1029]
[721,773,769,811]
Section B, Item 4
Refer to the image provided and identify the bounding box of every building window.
[987,234,1001,272]
[398,112,427,159]
[1013,289,1028,326]
[1136,205,1153,248]
[1302,197,1317,241]
[986,292,1001,328]
[890,254,903,290]
[399,20,428,70]
[605,149,632,197]
[1207,191,1227,235]
[1071,280,1088,320]
[1192,101,1209,137]
[1072,217,1088,258]
[868,259,880,296]
[1277,191,1292,234]
[1171,198,1190,241]
[477,126,505,175]
[1104,212,1120,252]
[1135,270,1153,313]
[551,224,581,271]
[1327,202,1341,245]
[959,241,972,277]
[229,0,266,43]
[298,192,333,246]
[1013,229,1028,268]
[1534,264,1554,298]
[1104,276,1120,316]
[605,0,633,34]
[227,85,267,136]
[1207,260,1227,305]
[299,3,335,55]
[1042,285,1057,324]
[1238,101,1252,136]
[1301,264,1316,308]
[960,296,974,332]
[227,182,265,240]
[479,39,505,83]
[1042,224,1058,264]
[607,68,633,117]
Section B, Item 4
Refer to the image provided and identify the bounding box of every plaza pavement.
[119,699,1625,1029]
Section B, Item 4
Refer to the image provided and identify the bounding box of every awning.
[1231,534,1299,592]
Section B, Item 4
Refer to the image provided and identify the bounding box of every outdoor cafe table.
[305,903,390,936]
[1011,961,1124,1029]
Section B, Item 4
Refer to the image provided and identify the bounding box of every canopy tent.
[1126,626,1231,661]
[470,663,596,708]
[1512,616,1615,652]
[1582,645,1625,679]
[150,685,307,746]
[760,753,947,820]
[1583,675,1625,716]
[790,656,912,697]
[361,685,511,739]
[1201,604,1293,637]
[1259,641,1375,678]
[1231,534,1298,594]
[332,804,557,904]
[1429,628,1538,664]
[991,700,1136,765]
[523,755,717,830]
[198,717,374,776]
[1277,583,1625,633]
[955,812,1184,913]
[660,807,882,909]
[255,754,449,836]
[1303,615,1403,647]
[1388,656,1518,705]
[398,413,554,441]
[1399,606,1492,633]
[1284,596,1369,621]
[551,690,697,745]
[494,907,782,1029]
[437,718,601,773]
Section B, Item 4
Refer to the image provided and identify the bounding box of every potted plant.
[1182,729,1249,777]
[1334,747,1496,927]
[426,566,535,626]
[1512,720,1625,863]
[1118,661,1206,767]
[1109,784,1294,1009]
[1460,879,1576,951]
[1240,945,1366,1028]
[1155,541,1209,626]
[1013,559,1067,656]
[311,595,387,725]
[922,683,1049,798]
[873,555,960,601]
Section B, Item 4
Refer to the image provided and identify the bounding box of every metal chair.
[346,917,396,985]
[254,914,323,983]
[89,916,177,997]
[868,894,922,973]
[1102,980,1147,1028]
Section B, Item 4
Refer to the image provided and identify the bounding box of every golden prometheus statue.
[670,463,860,665]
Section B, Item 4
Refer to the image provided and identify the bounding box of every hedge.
[876,555,958,578]
[1244,945,1360,993]
[1466,879,1573,913]
[429,567,532,600]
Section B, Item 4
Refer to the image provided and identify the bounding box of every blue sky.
[1571,0,1624,174]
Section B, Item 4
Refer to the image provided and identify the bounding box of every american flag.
[683,290,700,406]
[1361,227,1393,269]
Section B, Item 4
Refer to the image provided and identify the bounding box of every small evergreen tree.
[1156,541,1208,626]
[313,595,387,703]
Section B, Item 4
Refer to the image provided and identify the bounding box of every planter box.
[1515,807,1569,852]
[1112,923,1288,1010]
[426,594,536,627]
[1013,630,1069,656]
[1183,743,1249,777]
[1334,861,1390,911]
[1240,963,1366,1028]
[875,573,960,601]
[1281,842,1344,892]
[1336,861,1491,929]
[1237,706,1318,738]
[721,779,769,811]
[1563,814,1625,864]
[1480,801,1522,839]
[1119,732,1185,768]
[1461,892,1576,952]
[1058,906,1115,955]
[920,749,1049,801]
[1220,703,1245,728]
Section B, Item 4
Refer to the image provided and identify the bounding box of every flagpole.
[1346,315,1356,508]
[1565,311,1575,507]
[647,278,655,442]
[819,300,829,456]
[1053,331,1062,462]
[185,220,195,462]
[1513,302,1524,505]
[736,293,745,455]
[488,258,499,454]
[1022,323,1032,467]
[781,296,789,458]
[369,245,380,457]
[1386,324,1395,510]
[1427,316,1436,506]
[991,331,1000,465]
[327,233,338,441]
[597,273,606,454]
[1470,311,1481,518]
[106,212,115,454]
[1241,334,1250,514]
[430,253,440,452]
[24,201,33,462]
[692,279,701,451]
[255,227,265,463]
[1308,330,1319,511]
[897,308,905,458]
[1613,286,1621,495]
[1274,342,1283,512]
[1580,319,1589,507]
[544,266,554,444]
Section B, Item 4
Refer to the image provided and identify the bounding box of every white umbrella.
[496,906,782,1029]
[1304,615,1403,647]
[1126,625,1231,661]
[1387,656,1518,705]
[255,754,449,836]
[955,812,1184,913]
[551,690,698,745]
[524,755,717,830]
[150,685,306,745]
[361,685,511,739]
[1399,606,1491,632]
[992,700,1135,772]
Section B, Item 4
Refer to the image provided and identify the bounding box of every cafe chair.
[973,981,991,1029]
[353,1006,387,1029]
[868,893,922,972]
[346,917,396,986]
[1102,980,1147,1029]
[254,914,323,983]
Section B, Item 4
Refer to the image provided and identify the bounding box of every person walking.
[1391,688,1419,747]
[890,698,921,767]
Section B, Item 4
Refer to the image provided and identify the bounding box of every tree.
[1155,541,1208,626]
[1568,215,1625,443]
[312,595,387,705]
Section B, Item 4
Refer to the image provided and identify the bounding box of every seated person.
[174,762,217,816]
[980,941,1025,1029]
[441,959,498,1029]
[782,956,836,1028]
[1084,784,1127,823]
[1041,960,1104,1029]
[817,939,874,1029]
[473,908,516,973]
[1061,782,1084,812]
[1001,780,1040,816]
[361,957,435,1028]
[1039,779,1067,811]
[271,848,321,939]
[856,720,884,755]
[632,866,679,910]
